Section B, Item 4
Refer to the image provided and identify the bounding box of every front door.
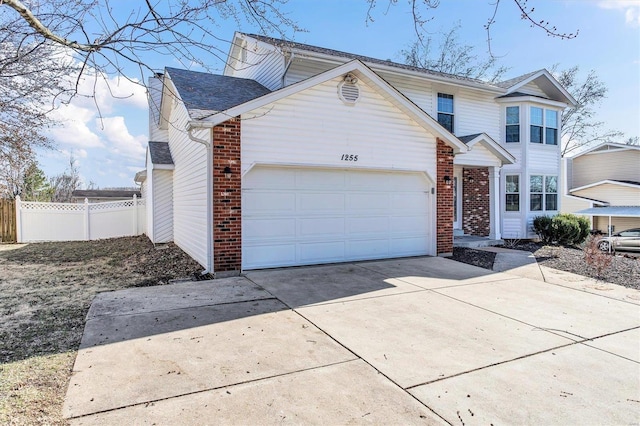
[453,167,463,231]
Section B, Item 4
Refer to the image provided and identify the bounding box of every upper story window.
[437,93,454,133]
[530,106,559,145]
[530,175,558,211]
[506,106,520,143]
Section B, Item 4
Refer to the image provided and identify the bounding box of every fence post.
[133,194,138,236]
[84,198,90,240]
[15,196,22,243]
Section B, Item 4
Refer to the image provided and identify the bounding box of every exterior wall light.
[443,175,452,185]
[223,166,232,179]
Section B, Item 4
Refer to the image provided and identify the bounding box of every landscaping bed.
[453,241,640,290]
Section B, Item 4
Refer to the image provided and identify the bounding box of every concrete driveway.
[64,257,640,425]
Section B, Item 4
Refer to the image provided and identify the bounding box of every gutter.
[186,121,214,275]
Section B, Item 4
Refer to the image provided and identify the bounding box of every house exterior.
[140,32,575,275]
[562,142,640,234]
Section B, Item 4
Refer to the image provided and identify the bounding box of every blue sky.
[38,0,640,188]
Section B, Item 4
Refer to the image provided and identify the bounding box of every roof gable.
[572,142,640,157]
[188,60,469,153]
[457,133,516,165]
[497,69,576,106]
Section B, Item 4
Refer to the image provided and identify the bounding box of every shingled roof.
[166,67,271,113]
[148,141,174,165]
[244,33,502,89]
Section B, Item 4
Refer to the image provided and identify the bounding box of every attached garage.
[242,166,432,269]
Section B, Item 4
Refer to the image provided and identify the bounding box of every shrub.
[533,213,591,246]
[533,216,553,244]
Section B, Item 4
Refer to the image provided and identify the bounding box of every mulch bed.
[452,241,640,290]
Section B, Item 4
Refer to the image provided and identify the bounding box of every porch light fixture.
[443,175,452,185]
[223,166,232,179]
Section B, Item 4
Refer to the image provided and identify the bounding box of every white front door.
[453,167,463,231]
[242,167,432,269]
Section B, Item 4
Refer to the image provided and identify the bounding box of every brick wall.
[212,117,242,273]
[462,167,490,237]
[436,139,454,255]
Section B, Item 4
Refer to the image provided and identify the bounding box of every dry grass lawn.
[0,236,202,425]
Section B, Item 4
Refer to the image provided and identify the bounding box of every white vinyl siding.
[456,89,500,141]
[502,217,523,239]
[529,145,560,175]
[454,144,502,167]
[168,100,209,268]
[572,184,640,206]
[520,81,547,97]
[382,73,434,113]
[152,170,173,243]
[572,150,640,189]
[243,167,431,269]
[242,76,439,180]
[229,39,286,91]
[286,60,335,86]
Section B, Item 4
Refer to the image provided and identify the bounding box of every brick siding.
[436,139,454,255]
[212,117,242,272]
[462,167,490,237]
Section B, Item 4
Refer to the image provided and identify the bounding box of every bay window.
[530,106,559,145]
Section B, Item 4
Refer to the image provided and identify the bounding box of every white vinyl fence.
[16,195,146,243]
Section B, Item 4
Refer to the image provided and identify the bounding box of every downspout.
[186,122,214,274]
[281,52,295,88]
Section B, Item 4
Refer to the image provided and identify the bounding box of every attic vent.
[338,74,360,104]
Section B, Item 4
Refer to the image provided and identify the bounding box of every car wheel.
[598,240,610,251]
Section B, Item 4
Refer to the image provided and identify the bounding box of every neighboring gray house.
[71,189,141,203]
[139,32,575,275]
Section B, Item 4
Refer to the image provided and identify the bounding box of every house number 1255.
[340,154,358,161]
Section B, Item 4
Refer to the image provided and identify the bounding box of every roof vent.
[338,73,360,104]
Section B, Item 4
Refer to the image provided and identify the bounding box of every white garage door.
[242,167,432,269]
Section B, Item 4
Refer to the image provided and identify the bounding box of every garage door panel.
[244,192,295,213]
[299,241,346,263]
[244,218,295,240]
[348,239,390,258]
[243,244,297,267]
[296,170,345,188]
[299,217,345,237]
[244,168,295,189]
[347,193,389,211]
[242,167,432,269]
[298,193,345,212]
[390,237,429,254]
[391,193,428,210]
[346,216,389,236]
[390,216,428,234]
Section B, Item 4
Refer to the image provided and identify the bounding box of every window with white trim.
[506,106,520,143]
[437,93,454,133]
[530,175,558,211]
[505,175,520,212]
[530,107,559,145]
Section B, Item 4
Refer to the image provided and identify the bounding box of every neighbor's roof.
[575,206,640,217]
[72,190,141,199]
[148,141,174,165]
[165,67,271,112]
[242,33,503,90]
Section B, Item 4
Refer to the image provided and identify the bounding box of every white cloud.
[48,103,104,148]
[598,0,640,25]
[98,116,147,161]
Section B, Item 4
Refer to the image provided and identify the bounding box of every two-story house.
[562,142,640,234]
[137,32,575,275]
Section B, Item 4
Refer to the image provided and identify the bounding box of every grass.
[0,236,201,425]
